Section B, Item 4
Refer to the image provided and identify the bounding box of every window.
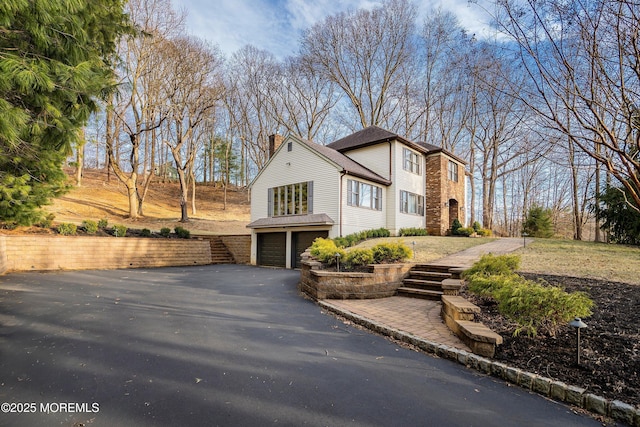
[448,160,459,182]
[400,190,424,215]
[268,181,312,216]
[347,179,382,210]
[403,148,421,175]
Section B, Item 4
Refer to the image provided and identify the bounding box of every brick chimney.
[268,134,284,158]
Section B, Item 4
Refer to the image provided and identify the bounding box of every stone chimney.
[268,134,284,158]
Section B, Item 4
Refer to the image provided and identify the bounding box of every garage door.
[292,231,328,269]
[257,232,286,267]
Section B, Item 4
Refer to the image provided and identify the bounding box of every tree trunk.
[75,131,85,187]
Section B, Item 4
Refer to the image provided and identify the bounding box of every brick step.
[401,279,443,291]
[411,263,452,273]
[407,271,451,281]
[396,287,443,301]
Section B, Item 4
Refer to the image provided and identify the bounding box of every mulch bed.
[462,274,640,407]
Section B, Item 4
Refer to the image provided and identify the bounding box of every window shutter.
[307,181,313,214]
[267,188,273,217]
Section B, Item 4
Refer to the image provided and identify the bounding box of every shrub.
[456,227,474,237]
[371,242,412,263]
[310,238,346,265]
[450,218,462,235]
[159,227,171,237]
[344,248,374,269]
[523,205,554,238]
[333,228,391,247]
[398,227,428,236]
[476,228,492,237]
[38,213,55,228]
[464,254,594,337]
[141,228,152,237]
[57,223,77,236]
[472,221,482,232]
[174,226,191,239]
[496,279,594,337]
[112,224,127,237]
[463,254,521,280]
[97,218,108,229]
[82,220,98,234]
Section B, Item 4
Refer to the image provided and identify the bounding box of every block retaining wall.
[1,235,213,273]
[0,235,7,274]
[219,235,251,264]
[299,260,413,299]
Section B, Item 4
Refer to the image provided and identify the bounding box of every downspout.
[339,170,347,237]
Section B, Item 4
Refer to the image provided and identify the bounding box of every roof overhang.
[247,213,335,229]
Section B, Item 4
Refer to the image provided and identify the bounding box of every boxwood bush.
[82,220,98,235]
[333,228,390,247]
[310,238,411,269]
[57,223,77,236]
[398,227,428,236]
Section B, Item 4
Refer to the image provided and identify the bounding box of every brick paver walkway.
[326,297,470,351]
[321,238,528,352]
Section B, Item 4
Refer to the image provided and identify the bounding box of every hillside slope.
[43,169,250,235]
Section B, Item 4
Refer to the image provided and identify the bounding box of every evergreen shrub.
[113,224,127,237]
[464,254,594,337]
[398,227,428,236]
[57,223,77,236]
[174,226,191,239]
[82,220,98,234]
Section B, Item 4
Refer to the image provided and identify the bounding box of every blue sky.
[172,0,494,59]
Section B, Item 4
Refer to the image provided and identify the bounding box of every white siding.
[388,142,426,234]
[341,177,386,236]
[250,136,340,235]
[340,144,391,180]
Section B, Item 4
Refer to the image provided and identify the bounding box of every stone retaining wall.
[0,235,7,275]
[299,260,412,299]
[1,235,212,273]
[220,235,251,264]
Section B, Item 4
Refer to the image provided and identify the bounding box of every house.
[247,126,467,268]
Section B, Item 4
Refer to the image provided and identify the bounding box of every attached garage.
[257,232,286,267]
[248,213,336,269]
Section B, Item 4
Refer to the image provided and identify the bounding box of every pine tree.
[0,0,130,225]
[523,206,554,238]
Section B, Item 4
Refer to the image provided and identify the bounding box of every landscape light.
[569,317,587,366]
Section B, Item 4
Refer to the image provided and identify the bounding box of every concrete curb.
[319,300,640,427]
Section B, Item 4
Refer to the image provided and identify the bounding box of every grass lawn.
[355,236,496,263]
[516,239,640,285]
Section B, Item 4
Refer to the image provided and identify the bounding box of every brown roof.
[327,125,467,165]
[298,137,392,186]
[247,213,335,229]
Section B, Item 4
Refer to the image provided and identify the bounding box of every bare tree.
[108,0,184,218]
[162,36,223,222]
[300,0,417,129]
[494,0,640,212]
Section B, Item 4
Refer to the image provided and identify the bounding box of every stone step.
[401,278,443,291]
[207,237,235,264]
[396,287,443,301]
[407,270,451,281]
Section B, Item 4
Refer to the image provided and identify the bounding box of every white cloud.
[173,0,495,59]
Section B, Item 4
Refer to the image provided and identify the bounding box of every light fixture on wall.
[444,201,449,207]
[286,162,291,166]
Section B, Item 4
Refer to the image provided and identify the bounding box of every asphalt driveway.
[0,265,601,426]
